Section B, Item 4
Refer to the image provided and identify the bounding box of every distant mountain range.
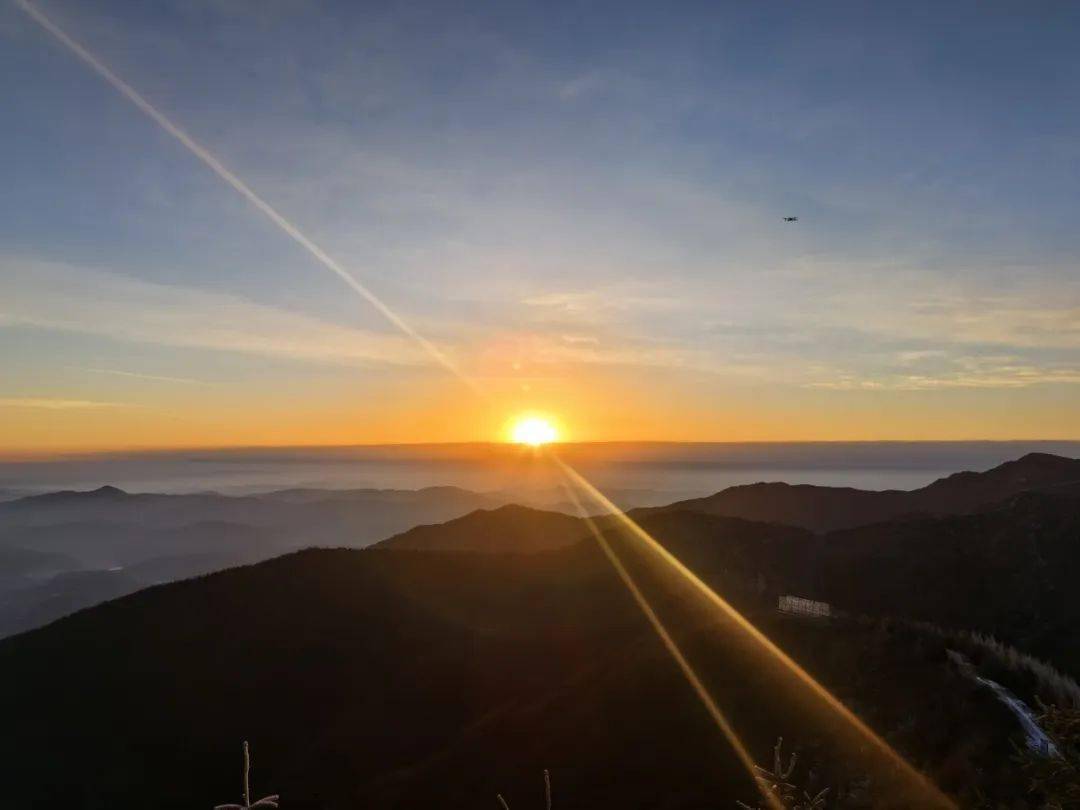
[0,452,1078,807]
[642,452,1080,532]
[1,452,1077,638]
[0,483,498,536]
[0,485,497,636]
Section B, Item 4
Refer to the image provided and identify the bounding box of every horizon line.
[3,437,1079,463]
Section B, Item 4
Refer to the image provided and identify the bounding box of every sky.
[1,0,1078,454]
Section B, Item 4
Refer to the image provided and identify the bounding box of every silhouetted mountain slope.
[0,545,637,809]
[646,452,1080,531]
[365,614,1020,809]
[813,485,1080,677]
[0,503,1048,808]
[914,453,1080,510]
[375,504,590,552]
[633,481,1080,681]
[382,484,1080,679]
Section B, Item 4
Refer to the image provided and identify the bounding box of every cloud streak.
[0,259,426,367]
[78,367,208,385]
[0,398,127,410]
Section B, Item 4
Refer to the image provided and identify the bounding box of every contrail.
[14,0,479,395]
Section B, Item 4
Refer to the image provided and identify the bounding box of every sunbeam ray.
[558,478,784,810]
[553,452,957,809]
[13,0,481,397]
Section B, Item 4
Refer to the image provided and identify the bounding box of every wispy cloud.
[806,351,1080,390]
[557,70,608,101]
[522,284,684,323]
[0,398,127,409]
[0,259,429,367]
[808,371,1080,390]
[78,367,208,385]
[911,301,1080,350]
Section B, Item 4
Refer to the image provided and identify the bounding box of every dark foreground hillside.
[0,505,1057,809]
[815,484,1080,677]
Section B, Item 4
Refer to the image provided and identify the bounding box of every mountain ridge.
[374,504,590,553]
[640,452,1080,531]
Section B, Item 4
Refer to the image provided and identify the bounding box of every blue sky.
[1,0,1078,450]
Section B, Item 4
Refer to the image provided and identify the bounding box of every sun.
[509,416,559,446]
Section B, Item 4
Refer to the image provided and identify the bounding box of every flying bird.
[783,216,799,222]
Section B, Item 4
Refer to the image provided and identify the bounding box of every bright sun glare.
[510,417,559,446]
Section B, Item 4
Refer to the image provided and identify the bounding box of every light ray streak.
[554,454,956,809]
[557,480,782,810]
[14,0,480,397]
